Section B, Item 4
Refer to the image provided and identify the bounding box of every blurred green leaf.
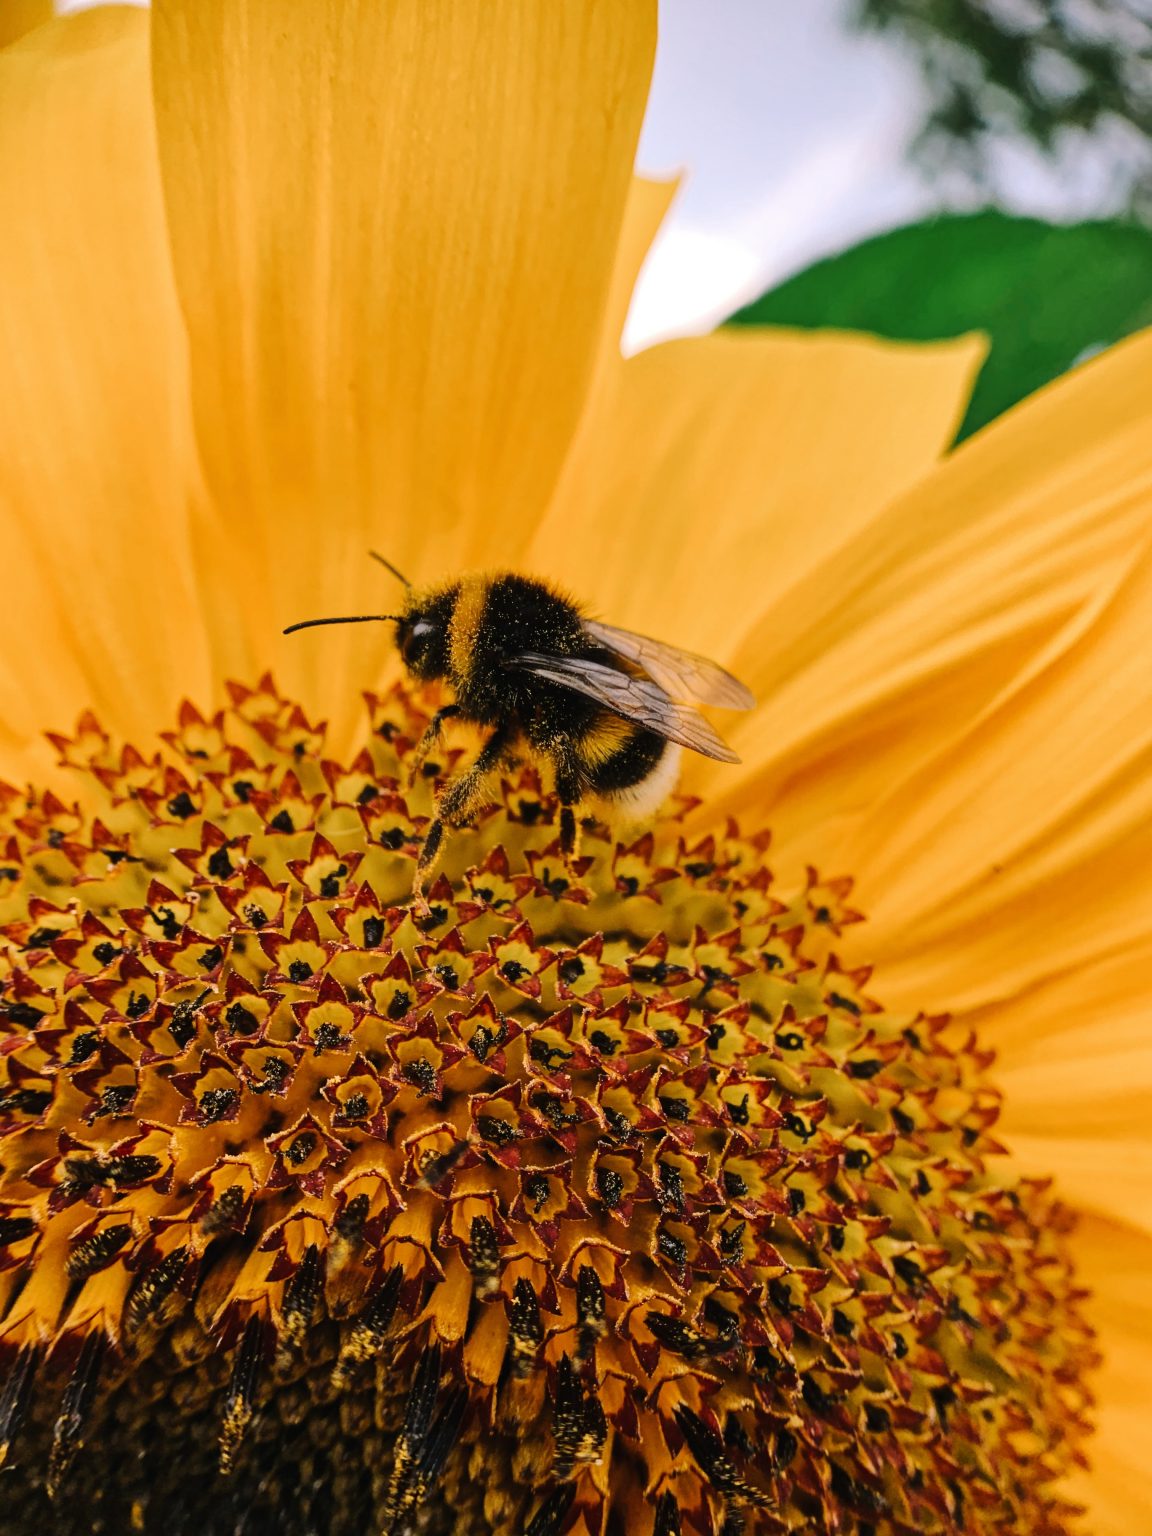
[726,212,1152,439]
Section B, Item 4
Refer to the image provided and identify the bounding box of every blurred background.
[631,0,1152,347]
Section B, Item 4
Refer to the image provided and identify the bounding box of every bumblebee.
[286,562,753,897]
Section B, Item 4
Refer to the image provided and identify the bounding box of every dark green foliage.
[727,210,1152,438]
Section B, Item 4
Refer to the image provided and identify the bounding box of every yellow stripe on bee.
[574,712,636,768]
[448,575,489,683]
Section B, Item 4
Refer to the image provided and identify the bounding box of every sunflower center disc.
[0,680,1094,1535]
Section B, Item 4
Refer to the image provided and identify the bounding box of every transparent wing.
[506,651,740,764]
[583,619,754,710]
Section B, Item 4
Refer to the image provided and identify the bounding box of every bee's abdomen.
[582,724,664,791]
[581,727,681,821]
[589,731,681,829]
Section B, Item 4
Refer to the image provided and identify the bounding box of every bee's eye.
[402,620,435,665]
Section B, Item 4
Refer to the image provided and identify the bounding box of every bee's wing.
[582,619,755,710]
[506,652,741,764]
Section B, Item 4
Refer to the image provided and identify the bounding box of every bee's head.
[283,556,454,680]
[394,588,454,681]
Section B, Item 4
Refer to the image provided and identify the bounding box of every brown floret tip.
[0,678,1096,1533]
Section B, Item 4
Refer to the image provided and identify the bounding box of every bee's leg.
[412,722,514,908]
[553,756,585,865]
[411,821,446,914]
[407,705,462,787]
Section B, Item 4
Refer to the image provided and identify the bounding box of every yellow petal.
[591,175,679,386]
[992,943,1152,1235]
[1007,1130,1152,1246]
[151,0,656,728]
[0,8,210,785]
[710,330,1152,903]
[844,531,1152,1025]
[529,327,985,663]
[1061,1214,1152,1536]
[0,0,52,48]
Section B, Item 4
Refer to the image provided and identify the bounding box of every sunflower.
[0,4,1148,1535]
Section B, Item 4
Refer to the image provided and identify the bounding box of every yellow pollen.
[447,574,490,682]
[0,679,1095,1535]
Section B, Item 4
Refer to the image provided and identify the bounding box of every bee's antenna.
[368,550,411,587]
[283,613,401,635]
